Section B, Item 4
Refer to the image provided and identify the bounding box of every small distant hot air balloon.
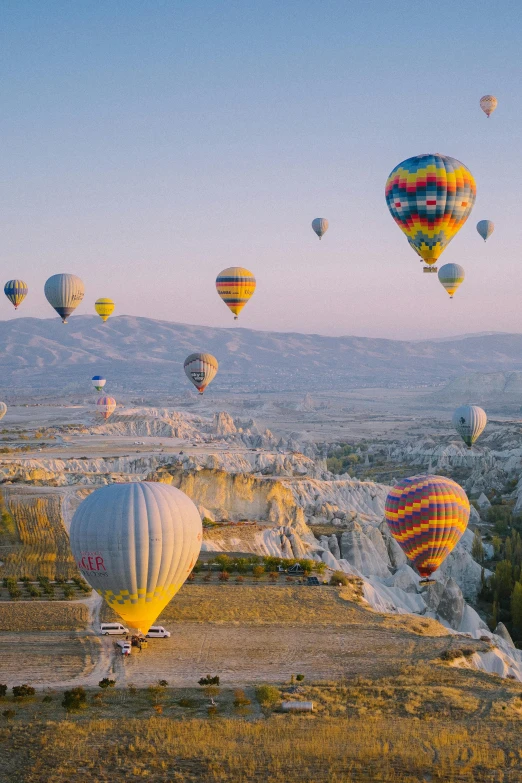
[4,280,28,310]
[97,395,116,420]
[480,95,497,117]
[95,298,115,322]
[216,267,256,320]
[477,220,494,242]
[0,402,7,420]
[438,263,465,299]
[92,376,106,392]
[184,353,218,394]
[69,481,202,632]
[452,404,487,448]
[312,218,329,240]
[385,475,470,579]
[385,154,476,272]
[44,274,85,323]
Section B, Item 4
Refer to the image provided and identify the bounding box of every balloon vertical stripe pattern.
[184,353,218,394]
[44,273,85,322]
[438,263,465,298]
[476,220,494,242]
[216,267,256,319]
[385,154,476,267]
[385,475,470,578]
[97,395,116,419]
[4,280,28,309]
[452,405,487,447]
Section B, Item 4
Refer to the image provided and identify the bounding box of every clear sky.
[0,0,521,339]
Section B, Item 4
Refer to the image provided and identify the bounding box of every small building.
[282,701,313,712]
[307,576,320,586]
[287,563,304,574]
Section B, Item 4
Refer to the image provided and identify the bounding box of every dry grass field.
[0,601,89,631]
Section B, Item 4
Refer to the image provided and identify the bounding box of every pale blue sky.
[0,0,521,338]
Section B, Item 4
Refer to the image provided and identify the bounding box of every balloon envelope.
[95,298,115,322]
[92,376,106,391]
[438,263,465,298]
[97,395,116,419]
[216,267,256,319]
[44,274,85,323]
[4,280,28,310]
[312,218,329,239]
[452,404,487,447]
[184,353,218,393]
[385,475,470,578]
[477,220,494,242]
[385,154,476,268]
[69,481,202,631]
[0,402,7,420]
[480,95,497,117]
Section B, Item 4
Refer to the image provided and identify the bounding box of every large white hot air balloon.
[70,482,202,632]
[452,404,487,448]
[312,218,329,240]
[184,353,218,394]
[44,273,85,323]
[480,95,497,118]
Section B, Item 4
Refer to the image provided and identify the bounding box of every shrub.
[187,571,195,581]
[8,587,22,599]
[252,565,264,579]
[268,572,279,582]
[55,576,67,585]
[37,576,50,586]
[198,675,220,687]
[219,571,230,582]
[179,697,196,708]
[235,558,249,574]
[62,687,87,712]
[0,684,7,698]
[296,674,305,682]
[2,710,15,720]
[203,572,212,582]
[440,649,464,661]
[286,576,294,583]
[98,678,116,689]
[158,680,168,688]
[233,689,251,707]
[330,571,349,586]
[12,684,35,699]
[20,576,31,584]
[235,575,244,584]
[255,685,280,708]
[27,586,41,598]
[153,704,163,714]
[63,585,75,600]
[43,584,55,597]
[215,554,233,572]
[42,695,53,703]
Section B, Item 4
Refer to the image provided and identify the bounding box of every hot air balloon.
[216,267,256,319]
[184,353,218,394]
[95,298,115,322]
[477,220,494,242]
[92,376,106,392]
[69,481,202,632]
[97,395,116,419]
[385,475,470,579]
[44,274,85,323]
[438,263,465,299]
[480,95,497,117]
[312,218,329,240]
[452,404,487,448]
[4,280,28,310]
[385,154,476,272]
[0,402,7,420]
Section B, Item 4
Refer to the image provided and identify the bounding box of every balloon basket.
[419,578,437,586]
[423,267,438,273]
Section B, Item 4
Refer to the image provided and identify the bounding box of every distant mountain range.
[2,316,522,397]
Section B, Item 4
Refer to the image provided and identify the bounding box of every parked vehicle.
[100,623,129,636]
[146,625,171,638]
[116,640,132,655]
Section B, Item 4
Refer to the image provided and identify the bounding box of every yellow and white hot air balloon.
[69,482,202,632]
[95,298,115,322]
[480,95,497,117]
[438,263,465,299]
[44,273,85,323]
[216,267,256,319]
[184,353,218,394]
[96,395,116,419]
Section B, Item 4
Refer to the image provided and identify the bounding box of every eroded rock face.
[494,622,516,649]
[437,545,491,602]
[339,529,390,578]
[423,577,465,630]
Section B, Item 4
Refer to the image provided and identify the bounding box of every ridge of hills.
[2,315,522,395]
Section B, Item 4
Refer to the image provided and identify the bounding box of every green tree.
[471,530,485,564]
[492,536,503,558]
[62,687,87,712]
[493,560,513,601]
[511,582,522,638]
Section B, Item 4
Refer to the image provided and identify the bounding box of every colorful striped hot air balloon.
[438,263,465,299]
[452,404,487,448]
[184,353,218,394]
[385,154,476,272]
[480,95,497,117]
[44,273,85,323]
[92,376,106,392]
[69,482,202,632]
[477,220,494,242]
[95,298,115,322]
[312,218,329,239]
[216,267,256,319]
[97,395,116,419]
[4,280,28,310]
[385,475,470,579]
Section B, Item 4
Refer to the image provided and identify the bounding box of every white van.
[116,640,132,655]
[100,623,129,636]
[146,626,171,638]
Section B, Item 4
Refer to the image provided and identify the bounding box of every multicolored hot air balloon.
[0,402,7,420]
[438,263,465,299]
[312,218,329,240]
[69,481,202,632]
[95,298,115,322]
[97,395,116,419]
[452,404,487,448]
[184,353,218,394]
[480,95,497,118]
[92,376,106,392]
[385,154,476,271]
[477,220,494,242]
[216,267,256,320]
[385,475,470,579]
[44,273,85,323]
[4,280,28,310]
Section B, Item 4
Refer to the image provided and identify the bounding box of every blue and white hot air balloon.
[92,376,106,392]
[477,220,494,242]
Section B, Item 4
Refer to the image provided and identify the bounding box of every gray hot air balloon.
[69,482,202,632]
[312,218,329,239]
[477,220,494,242]
[44,273,85,323]
[452,404,487,448]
